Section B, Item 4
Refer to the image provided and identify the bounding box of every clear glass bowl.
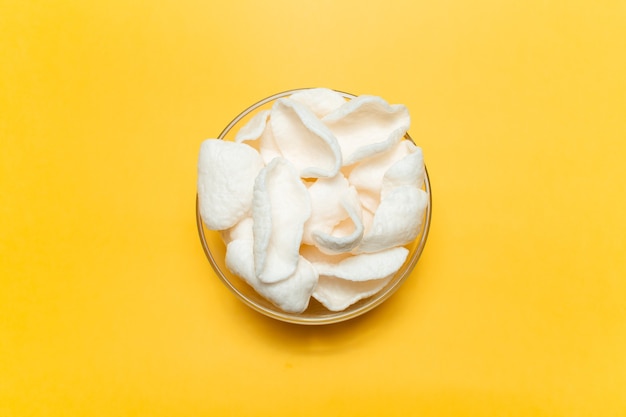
[196,88,432,325]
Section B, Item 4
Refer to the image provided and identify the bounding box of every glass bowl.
[196,88,432,325]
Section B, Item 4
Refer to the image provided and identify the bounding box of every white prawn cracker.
[270,98,342,178]
[357,186,429,253]
[381,143,425,199]
[322,95,410,166]
[349,140,424,210]
[347,137,428,254]
[311,185,364,255]
[311,247,409,311]
[197,139,264,230]
[313,275,394,312]
[234,109,283,165]
[234,109,270,144]
[302,173,351,245]
[226,239,318,313]
[252,157,311,283]
[220,216,254,245]
[312,247,409,281]
[289,88,347,118]
[300,244,352,264]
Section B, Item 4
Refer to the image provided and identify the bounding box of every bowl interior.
[196,89,432,325]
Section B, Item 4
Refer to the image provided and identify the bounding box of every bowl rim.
[196,88,432,325]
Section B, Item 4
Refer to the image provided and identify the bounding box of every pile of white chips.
[198,88,428,313]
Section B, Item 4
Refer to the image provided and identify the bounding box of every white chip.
[289,88,347,118]
[310,246,409,311]
[197,139,264,230]
[357,186,428,253]
[257,118,284,165]
[220,216,254,245]
[322,95,410,166]
[312,275,394,312]
[381,143,425,199]
[270,98,342,178]
[311,246,409,281]
[349,140,425,213]
[233,109,283,165]
[300,244,352,264]
[235,109,270,143]
[225,239,318,313]
[252,157,311,283]
[361,206,375,233]
[302,173,351,246]
[355,189,381,214]
[312,185,364,254]
[348,140,417,197]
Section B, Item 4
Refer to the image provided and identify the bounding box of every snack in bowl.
[196,88,431,324]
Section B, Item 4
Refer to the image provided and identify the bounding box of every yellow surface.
[2,0,626,415]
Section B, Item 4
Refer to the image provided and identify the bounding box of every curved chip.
[302,173,351,246]
[360,207,375,237]
[357,186,428,253]
[348,140,417,195]
[312,275,393,312]
[197,139,264,230]
[235,109,270,144]
[252,157,311,283]
[233,109,283,165]
[220,216,254,245]
[289,88,347,118]
[257,119,283,165]
[381,143,425,199]
[226,239,318,313]
[349,140,425,213]
[322,95,410,166]
[311,246,409,281]
[270,98,342,178]
[300,244,352,264]
[311,247,409,311]
[312,185,364,254]
[355,189,381,214]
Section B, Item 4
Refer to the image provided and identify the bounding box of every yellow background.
[2,0,626,415]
